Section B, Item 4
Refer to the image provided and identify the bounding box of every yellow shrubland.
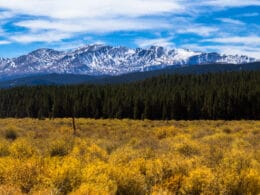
[0,119,259,194]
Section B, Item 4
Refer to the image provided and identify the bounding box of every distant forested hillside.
[0,71,259,120]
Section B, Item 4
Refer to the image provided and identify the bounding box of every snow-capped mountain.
[0,44,257,78]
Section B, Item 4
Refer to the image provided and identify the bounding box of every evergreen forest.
[0,71,259,120]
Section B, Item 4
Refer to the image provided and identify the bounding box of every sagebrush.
[0,119,259,194]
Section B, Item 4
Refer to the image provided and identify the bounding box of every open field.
[0,119,259,194]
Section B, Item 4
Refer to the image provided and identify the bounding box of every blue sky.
[0,0,259,58]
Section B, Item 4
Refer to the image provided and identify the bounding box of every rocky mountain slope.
[0,44,256,78]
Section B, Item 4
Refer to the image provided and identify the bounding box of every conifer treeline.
[0,71,259,120]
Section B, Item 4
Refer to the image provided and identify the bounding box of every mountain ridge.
[1,62,259,88]
[0,44,257,79]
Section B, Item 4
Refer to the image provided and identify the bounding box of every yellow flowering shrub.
[75,161,117,195]
[216,150,260,194]
[8,158,42,193]
[44,156,82,194]
[0,119,258,194]
[0,185,22,194]
[9,138,37,159]
[112,165,146,195]
[182,167,215,194]
[154,126,180,139]
[49,138,73,157]
[0,139,9,157]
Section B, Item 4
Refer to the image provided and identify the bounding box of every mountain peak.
[0,44,257,78]
[29,48,57,54]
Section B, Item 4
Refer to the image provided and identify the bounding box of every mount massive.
[0,44,257,79]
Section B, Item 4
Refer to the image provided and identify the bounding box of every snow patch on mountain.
[0,44,257,77]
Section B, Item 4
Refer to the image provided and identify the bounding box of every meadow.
[0,119,259,194]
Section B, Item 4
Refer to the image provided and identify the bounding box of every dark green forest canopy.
[0,71,259,120]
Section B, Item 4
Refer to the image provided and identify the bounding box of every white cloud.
[0,40,10,45]
[187,35,260,58]
[204,0,260,7]
[202,36,260,46]
[15,18,171,34]
[4,0,180,40]
[135,37,175,48]
[182,43,260,59]
[217,18,245,25]
[0,28,4,35]
[52,40,106,51]
[0,11,14,19]
[1,0,258,21]
[10,31,71,43]
[0,0,259,56]
[239,12,259,17]
[177,26,219,36]
[0,0,183,19]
